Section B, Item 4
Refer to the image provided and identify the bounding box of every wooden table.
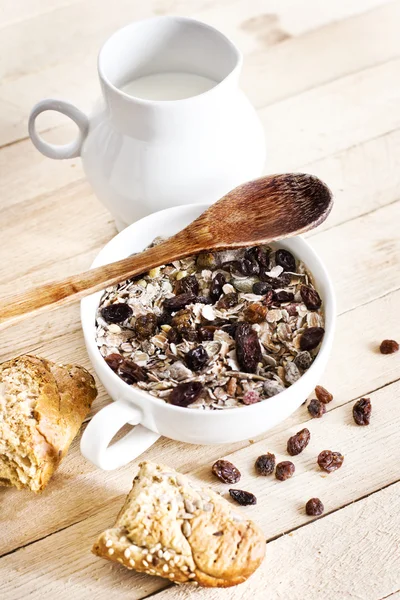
[1,1,400,598]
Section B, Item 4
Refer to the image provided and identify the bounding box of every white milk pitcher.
[28,16,266,230]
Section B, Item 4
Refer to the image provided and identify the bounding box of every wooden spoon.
[0,173,332,330]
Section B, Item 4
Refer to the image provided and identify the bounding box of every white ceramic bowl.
[80,203,336,470]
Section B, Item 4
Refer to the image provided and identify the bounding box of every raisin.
[307,398,326,418]
[300,285,322,311]
[104,353,124,371]
[315,385,333,404]
[209,273,226,303]
[168,381,203,407]
[294,351,313,371]
[252,281,272,295]
[229,489,257,506]
[353,397,371,426]
[171,309,192,334]
[195,296,213,305]
[217,292,239,310]
[181,328,199,342]
[255,453,275,476]
[275,249,296,272]
[224,259,259,277]
[198,325,217,341]
[380,339,399,354]
[185,345,208,371]
[245,246,270,269]
[163,292,196,312]
[134,313,158,340]
[318,450,344,473]
[212,459,241,484]
[260,272,292,288]
[243,303,267,324]
[157,311,172,326]
[176,274,199,296]
[275,461,295,481]
[300,327,325,351]
[273,290,295,304]
[235,323,262,373]
[262,290,274,308]
[287,428,311,456]
[305,498,324,516]
[221,322,239,338]
[286,303,299,317]
[242,390,260,405]
[263,380,285,397]
[101,302,133,324]
[118,359,146,384]
[167,327,182,344]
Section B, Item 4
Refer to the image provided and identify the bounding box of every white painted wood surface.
[0,1,400,599]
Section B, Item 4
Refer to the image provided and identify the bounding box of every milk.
[120,72,217,101]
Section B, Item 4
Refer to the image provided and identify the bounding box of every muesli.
[95,241,325,410]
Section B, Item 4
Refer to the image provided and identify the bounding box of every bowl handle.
[28,99,89,159]
[80,399,160,470]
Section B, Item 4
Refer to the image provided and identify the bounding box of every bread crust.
[0,354,97,492]
[92,461,265,587]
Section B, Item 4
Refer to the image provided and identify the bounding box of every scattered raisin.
[307,398,326,418]
[252,281,272,295]
[275,461,295,481]
[262,290,275,307]
[212,459,241,484]
[101,302,133,324]
[229,489,257,506]
[163,292,196,312]
[157,311,172,326]
[235,323,262,373]
[275,249,296,272]
[243,303,268,324]
[318,450,344,473]
[287,428,311,456]
[104,353,124,371]
[300,327,325,351]
[171,309,192,334]
[167,327,182,344]
[242,390,260,405]
[259,272,292,288]
[198,325,217,341]
[209,273,226,303]
[224,259,259,277]
[273,290,295,304]
[300,285,322,311]
[134,313,158,340]
[380,339,399,354]
[294,351,313,371]
[195,295,213,305]
[185,345,208,371]
[315,385,333,404]
[255,453,275,476]
[245,246,270,269]
[168,381,203,407]
[305,498,324,516]
[176,274,199,296]
[353,397,371,426]
[221,322,239,338]
[217,292,239,310]
[118,359,147,384]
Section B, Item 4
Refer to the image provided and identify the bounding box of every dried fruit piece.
[300,285,322,311]
[209,273,226,303]
[171,309,192,333]
[235,323,262,373]
[318,450,344,473]
[315,385,333,404]
[245,246,270,269]
[167,327,182,344]
[353,397,371,426]
[307,398,326,418]
[101,302,133,324]
[163,292,196,312]
[229,489,257,506]
[255,453,275,476]
[118,359,147,384]
[275,249,296,272]
[104,353,124,371]
[275,461,295,481]
[300,327,325,351]
[380,339,399,354]
[224,258,259,277]
[176,274,199,296]
[134,313,158,340]
[168,381,203,407]
[305,498,324,516]
[252,281,272,295]
[157,311,172,326]
[263,380,285,397]
[259,272,292,288]
[273,290,295,304]
[217,292,239,310]
[294,351,313,371]
[242,390,260,405]
[220,322,239,338]
[287,428,310,456]
[284,361,301,385]
[212,460,241,484]
[198,325,217,341]
[185,345,208,371]
[243,303,267,324]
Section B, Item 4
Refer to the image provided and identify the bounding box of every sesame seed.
[105,539,113,548]
[120,536,127,543]
[149,569,156,575]
[157,550,163,558]
[143,560,149,567]
[142,548,148,554]
[188,573,196,579]
[129,559,135,567]
[182,566,188,572]
[163,565,169,573]
[143,529,149,536]
[169,573,175,579]
[169,560,175,567]
[146,554,153,563]
[124,548,131,559]
[108,548,114,555]
[163,551,171,561]
[117,558,124,564]
[174,556,179,565]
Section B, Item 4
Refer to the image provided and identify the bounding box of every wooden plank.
[1,378,400,598]
[150,481,400,600]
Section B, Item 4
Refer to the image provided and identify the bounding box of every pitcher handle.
[28,99,89,159]
[80,399,160,470]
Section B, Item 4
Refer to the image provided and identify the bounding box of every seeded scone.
[92,461,265,587]
[0,354,98,492]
